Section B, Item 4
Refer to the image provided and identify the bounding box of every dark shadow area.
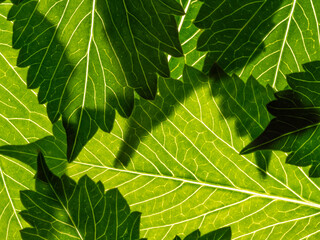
[194,0,284,74]
[241,61,320,177]
[209,63,275,175]
[6,0,186,162]
[114,63,274,176]
[114,65,206,168]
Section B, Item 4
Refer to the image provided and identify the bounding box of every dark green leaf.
[194,0,320,90]
[20,152,142,239]
[241,61,320,177]
[8,0,183,161]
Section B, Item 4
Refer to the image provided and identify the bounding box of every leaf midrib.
[73,160,320,210]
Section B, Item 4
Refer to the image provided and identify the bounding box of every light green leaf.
[2,1,320,239]
[3,56,320,238]
[194,0,320,90]
[23,65,320,239]
[8,0,184,161]
[241,61,320,177]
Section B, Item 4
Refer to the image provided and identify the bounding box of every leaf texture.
[51,65,320,239]
[0,1,56,238]
[2,1,320,239]
[21,152,230,240]
[20,152,142,240]
[242,61,320,177]
[3,56,320,238]
[194,0,320,90]
[173,227,231,240]
[8,0,184,161]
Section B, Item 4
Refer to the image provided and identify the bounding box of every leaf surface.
[0,2,58,238]
[45,65,320,239]
[242,61,320,177]
[194,0,320,90]
[8,0,184,161]
[20,152,142,240]
[2,1,320,239]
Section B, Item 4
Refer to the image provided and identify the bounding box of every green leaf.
[194,0,320,90]
[57,65,320,239]
[8,0,184,161]
[0,3,196,237]
[21,152,230,240]
[241,61,320,177]
[3,1,320,239]
[168,0,205,79]
[0,1,57,238]
[4,60,320,238]
[20,151,142,240]
[174,227,231,240]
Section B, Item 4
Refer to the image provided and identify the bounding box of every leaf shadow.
[194,0,284,78]
[114,64,275,176]
[7,2,134,161]
[209,63,275,176]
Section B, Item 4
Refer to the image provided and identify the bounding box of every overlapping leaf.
[7,64,320,239]
[64,65,320,239]
[3,0,320,239]
[0,2,60,238]
[0,2,196,237]
[194,0,320,90]
[168,0,205,79]
[8,0,184,161]
[242,61,320,177]
[21,152,232,240]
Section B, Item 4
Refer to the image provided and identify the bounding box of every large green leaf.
[2,49,320,239]
[194,0,320,90]
[65,65,320,239]
[241,61,320,177]
[7,65,320,239]
[21,152,232,240]
[8,0,184,161]
[2,1,320,239]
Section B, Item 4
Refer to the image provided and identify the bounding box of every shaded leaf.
[0,1,57,238]
[194,0,320,90]
[4,60,320,239]
[241,61,320,177]
[168,0,205,79]
[20,152,142,240]
[8,0,184,161]
[64,65,320,239]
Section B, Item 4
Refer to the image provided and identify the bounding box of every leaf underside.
[242,61,320,177]
[194,0,320,90]
[2,0,320,239]
[8,0,184,161]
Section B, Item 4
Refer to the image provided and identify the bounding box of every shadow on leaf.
[114,63,276,176]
